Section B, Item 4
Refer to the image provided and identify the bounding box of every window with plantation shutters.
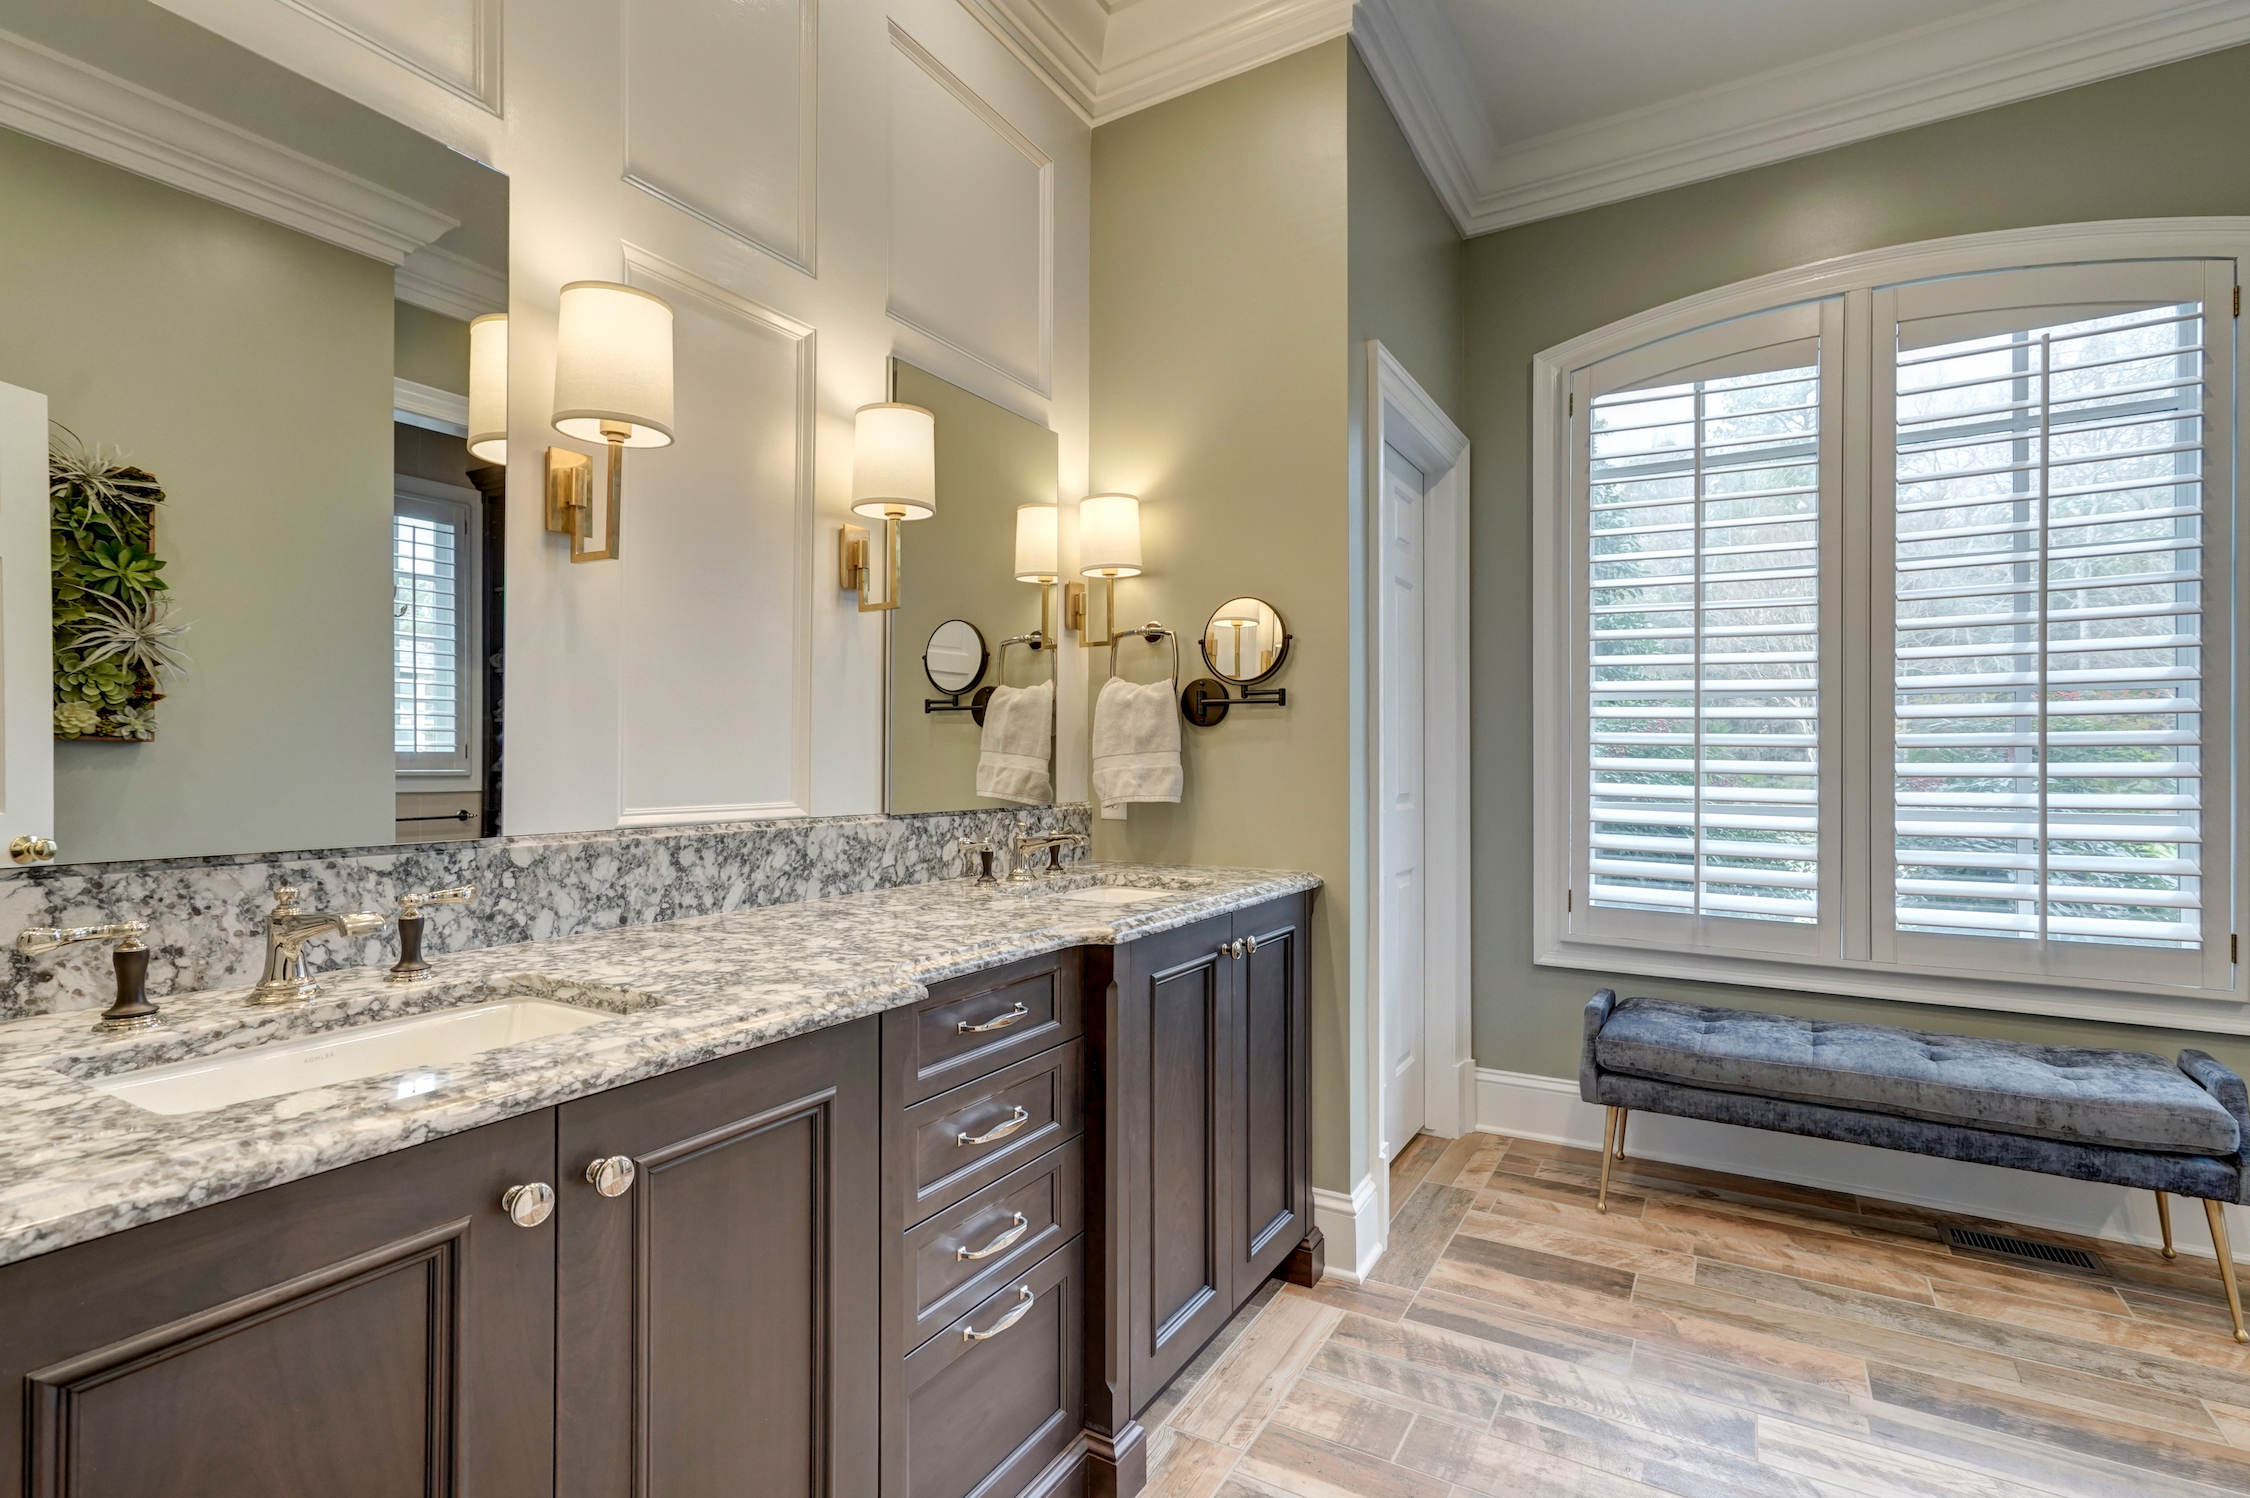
[1537,237,2241,1014]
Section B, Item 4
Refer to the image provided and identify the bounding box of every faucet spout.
[248,887,385,1006]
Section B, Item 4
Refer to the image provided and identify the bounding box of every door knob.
[9,836,56,865]
[585,1155,637,1197]
[502,1182,556,1227]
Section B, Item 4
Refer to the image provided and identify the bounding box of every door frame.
[1362,341,1472,1225]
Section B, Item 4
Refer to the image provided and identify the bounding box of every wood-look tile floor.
[1137,1132,2250,1498]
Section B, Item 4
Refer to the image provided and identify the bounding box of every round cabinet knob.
[501,1182,556,1227]
[9,836,57,865]
[585,1155,637,1197]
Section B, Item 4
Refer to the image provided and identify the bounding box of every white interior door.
[1378,442,1427,1161]
[0,383,52,866]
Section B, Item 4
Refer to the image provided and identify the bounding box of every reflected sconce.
[840,402,937,612]
[545,281,675,563]
[466,313,507,465]
[1069,493,1142,648]
[1014,503,1060,644]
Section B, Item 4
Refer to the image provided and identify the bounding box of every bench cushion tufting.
[1595,997,2240,1156]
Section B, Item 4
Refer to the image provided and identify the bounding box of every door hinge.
[2233,932,2238,963]
[1567,888,1574,912]
[1567,390,1574,417]
[2234,285,2239,317]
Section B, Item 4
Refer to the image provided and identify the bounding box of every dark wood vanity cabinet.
[0,1109,559,1498]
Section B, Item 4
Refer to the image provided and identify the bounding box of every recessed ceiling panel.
[289,0,498,109]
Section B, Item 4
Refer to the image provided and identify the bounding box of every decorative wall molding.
[617,243,818,826]
[0,24,456,264]
[959,0,1351,124]
[1310,1175,1386,1282]
[277,0,503,116]
[1354,0,2250,236]
[1474,1067,2244,1261]
[395,244,506,319]
[391,378,469,435]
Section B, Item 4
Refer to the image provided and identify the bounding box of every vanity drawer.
[901,1040,1083,1227]
[896,1237,1084,1498]
[897,1138,1083,1354]
[890,949,1083,1107]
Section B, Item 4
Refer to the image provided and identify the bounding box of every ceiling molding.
[960,0,1352,124]
[0,24,456,263]
[396,243,507,319]
[393,377,469,435]
[1355,0,2250,237]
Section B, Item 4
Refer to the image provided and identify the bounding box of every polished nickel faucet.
[248,886,385,1005]
[1011,832,1086,881]
[17,920,156,1032]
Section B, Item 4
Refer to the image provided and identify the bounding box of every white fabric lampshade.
[1014,504,1059,582]
[551,281,674,447]
[1079,493,1142,577]
[851,404,937,520]
[466,312,507,465]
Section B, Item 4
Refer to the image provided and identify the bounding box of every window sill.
[1535,939,2250,1036]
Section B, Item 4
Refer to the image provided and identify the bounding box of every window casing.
[1534,230,2241,1022]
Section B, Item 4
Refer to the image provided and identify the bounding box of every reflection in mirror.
[0,0,507,865]
[924,620,989,697]
[1202,598,1290,684]
[888,363,1059,813]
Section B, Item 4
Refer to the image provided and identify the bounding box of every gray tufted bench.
[1580,989,2250,1341]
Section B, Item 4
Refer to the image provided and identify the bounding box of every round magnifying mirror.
[924,619,989,696]
[1201,597,1289,684]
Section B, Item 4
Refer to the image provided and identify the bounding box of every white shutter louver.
[394,507,463,764]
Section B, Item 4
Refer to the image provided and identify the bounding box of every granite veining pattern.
[0,862,1317,1266]
[0,805,1092,1020]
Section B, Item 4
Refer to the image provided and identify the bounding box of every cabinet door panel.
[558,1020,879,1498]
[0,1110,555,1498]
[1234,905,1308,1289]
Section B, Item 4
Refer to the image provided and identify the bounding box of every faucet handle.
[17,920,159,1033]
[389,886,474,983]
[958,838,997,884]
[16,920,148,957]
[400,883,476,917]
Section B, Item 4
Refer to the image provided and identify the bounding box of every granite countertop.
[0,864,1316,1267]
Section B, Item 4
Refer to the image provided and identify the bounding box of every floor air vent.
[1943,1226,2105,1273]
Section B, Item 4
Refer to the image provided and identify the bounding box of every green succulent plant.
[47,431,179,742]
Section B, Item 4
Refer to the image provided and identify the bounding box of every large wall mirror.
[888,363,1059,813]
[1,0,508,866]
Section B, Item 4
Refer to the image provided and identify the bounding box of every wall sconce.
[1014,503,1059,643]
[1070,493,1141,648]
[840,402,936,612]
[466,312,507,465]
[545,281,675,563]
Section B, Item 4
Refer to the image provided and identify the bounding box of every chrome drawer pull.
[957,1001,1029,1035]
[957,1106,1030,1147]
[963,1286,1035,1342]
[957,1212,1030,1261]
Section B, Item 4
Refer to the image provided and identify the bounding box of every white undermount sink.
[90,998,614,1116]
[1050,886,1178,907]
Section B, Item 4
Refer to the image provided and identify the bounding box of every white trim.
[958,0,1351,125]
[395,245,507,320]
[1364,342,1474,1162]
[1474,1067,2246,1264]
[391,378,469,436]
[1311,1175,1386,1283]
[1352,0,2250,236]
[0,24,457,264]
[275,0,504,116]
[1531,218,2250,1032]
[615,244,818,829]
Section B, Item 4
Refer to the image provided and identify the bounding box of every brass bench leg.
[2156,1191,2177,1260]
[1597,1107,1619,1214]
[2204,1199,2249,1345]
[1615,1109,1629,1161]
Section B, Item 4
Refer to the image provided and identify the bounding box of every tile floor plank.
[1171,1289,1345,1448]
[1268,1378,1420,1460]
[1394,1416,1682,1498]
[1237,1422,1453,1498]
[1368,1184,1480,1291]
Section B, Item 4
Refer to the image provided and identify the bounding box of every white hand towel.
[1091,676,1181,820]
[976,680,1053,804]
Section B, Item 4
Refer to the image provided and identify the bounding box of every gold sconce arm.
[840,515,903,612]
[1072,576,1126,647]
[544,423,631,563]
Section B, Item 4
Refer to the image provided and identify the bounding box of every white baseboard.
[1475,1068,2245,1259]
[1312,1175,1386,1282]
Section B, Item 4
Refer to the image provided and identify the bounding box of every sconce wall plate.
[839,518,902,611]
[544,444,622,563]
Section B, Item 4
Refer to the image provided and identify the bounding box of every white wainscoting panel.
[617,247,814,825]
[1475,1067,2245,1262]
[887,23,1052,397]
[281,0,499,112]
[624,0,816,272]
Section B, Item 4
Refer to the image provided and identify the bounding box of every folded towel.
[1091,676,1181,820]
[977,680,1053,804]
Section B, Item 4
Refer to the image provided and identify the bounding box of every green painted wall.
[395,303,470,396]
[0,125,396,864]
[1464,42,2250,1079]
[1092,41,1357,1191]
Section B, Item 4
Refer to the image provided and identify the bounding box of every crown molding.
[960,0,1351,124]
[0,24,456,263]
[1355,0,2250,237]
[392,377,469,436]
[395,243,506,320]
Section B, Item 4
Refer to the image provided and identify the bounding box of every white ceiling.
[968,0,2250,235]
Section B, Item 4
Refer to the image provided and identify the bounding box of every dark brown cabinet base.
[0,893,1315,1498]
